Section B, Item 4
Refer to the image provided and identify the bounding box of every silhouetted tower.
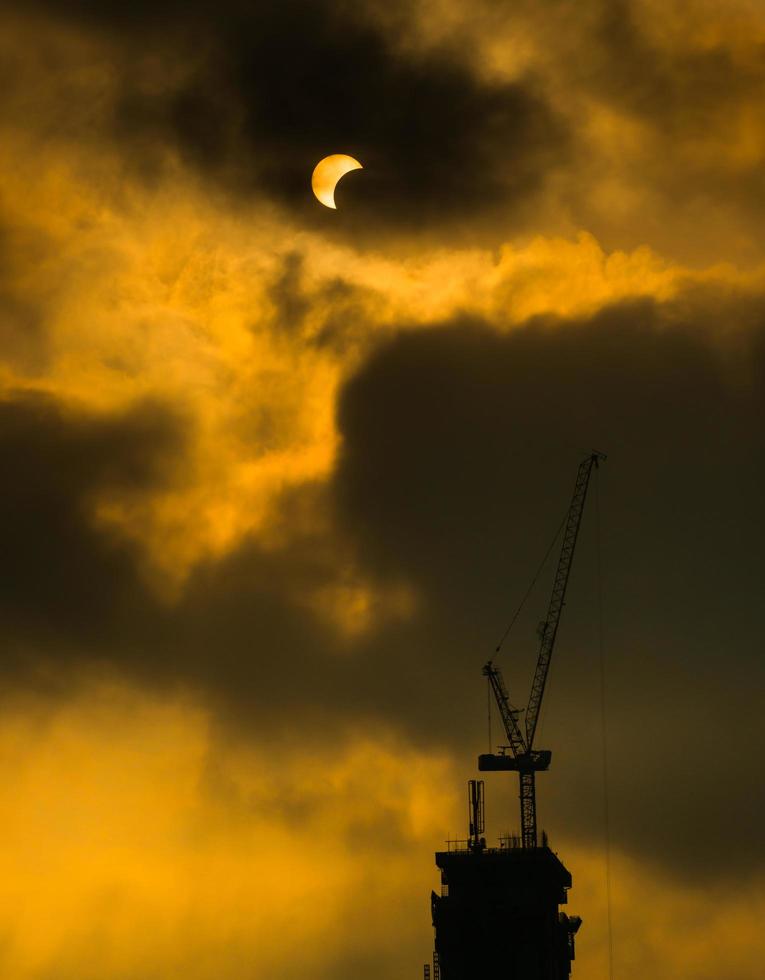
[467,779,485,852]
[430,453,603,980]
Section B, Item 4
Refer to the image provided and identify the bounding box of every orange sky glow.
[1,1,765,977]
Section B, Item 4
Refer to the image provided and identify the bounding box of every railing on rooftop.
[443,830,549,853]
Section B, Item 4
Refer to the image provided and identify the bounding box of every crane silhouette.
[479,452,605,849]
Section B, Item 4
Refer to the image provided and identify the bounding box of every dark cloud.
[0,393,184,663]
[0,389,390,732]
[1,286,764,885]
[16,0,568,235]
[332,294,765,881]
[8,0,765,255]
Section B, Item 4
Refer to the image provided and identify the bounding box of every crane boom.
[524,452,603,748]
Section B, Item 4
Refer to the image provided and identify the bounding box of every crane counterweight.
[477,750,551,772]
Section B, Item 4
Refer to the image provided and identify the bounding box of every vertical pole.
[468,780,477,842]
[468,779,485,850]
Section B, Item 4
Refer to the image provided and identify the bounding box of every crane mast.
[479,452,604,848]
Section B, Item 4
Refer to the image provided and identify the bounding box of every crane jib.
[524,452,603,749]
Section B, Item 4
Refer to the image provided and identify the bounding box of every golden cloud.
[0,680,762,979]
[3,101,757,591]
[0,680,459,979]
[0,6,762,598]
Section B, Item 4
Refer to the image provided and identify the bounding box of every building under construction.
[429,784,581,980]
[425,453,603,980]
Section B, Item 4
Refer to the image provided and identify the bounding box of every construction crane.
[479,452,605,849]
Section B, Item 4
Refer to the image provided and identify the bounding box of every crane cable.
[489,506,568,753]
[488,515,565,753]
[595,464,615,980]
[493,515,566,656]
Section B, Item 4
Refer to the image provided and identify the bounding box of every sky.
[0,0,764,977]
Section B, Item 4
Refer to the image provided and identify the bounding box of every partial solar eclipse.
[311,154,363,209]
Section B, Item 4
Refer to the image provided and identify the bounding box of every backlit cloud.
[1,2,764,978]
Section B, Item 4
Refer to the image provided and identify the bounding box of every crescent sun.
[311,154,363,209]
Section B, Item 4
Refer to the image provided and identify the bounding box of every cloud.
[0,392,184,662]
[11,1,568,236]
[7,0,765,260]
[557,840,765,980]
[332,291,765,880]
[0,678,763,980]
[1,274,764,888]
[589,2,765,260]
[0,680,457,980]
[0,221,55,371]
[0,387,416,735]
[385,0,765,261]
[1,2,765,975]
